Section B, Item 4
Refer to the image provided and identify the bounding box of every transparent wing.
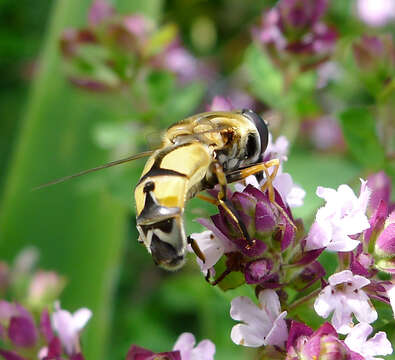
[33,150,154,190]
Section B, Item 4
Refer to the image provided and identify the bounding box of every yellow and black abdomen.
[134,141,213,270]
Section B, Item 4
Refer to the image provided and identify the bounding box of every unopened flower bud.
[367,171,391,214]
[374,211,395,273]
[244,258,273,284]
[28,271,65,307]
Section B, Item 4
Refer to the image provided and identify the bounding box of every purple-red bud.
[8,316,37,347]
[244,258,273,284]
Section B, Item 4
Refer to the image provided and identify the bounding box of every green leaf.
[339,108,386,169]
[0,1,162,360]
[146,70,175,105]
[245,44,283,108]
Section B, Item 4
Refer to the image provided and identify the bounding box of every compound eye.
[242,109,269,155]
[245,133,258,159]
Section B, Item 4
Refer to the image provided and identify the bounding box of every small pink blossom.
[230,289,288,347]
[344,322,393,360]
[266,134,289,163]
[306,180,371,251]
[314,270,377,334]
[88,0,114,26]
[173,332,215,360]
[52,302,92,355]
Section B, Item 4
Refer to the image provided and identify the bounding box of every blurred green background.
[0,0,394,359]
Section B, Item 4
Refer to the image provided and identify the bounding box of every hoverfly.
[36,110,281,270]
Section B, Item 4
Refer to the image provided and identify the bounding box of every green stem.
[288,287,322,312]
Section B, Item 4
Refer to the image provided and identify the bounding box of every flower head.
[306,180,371,251]
[52,302,92,355]
[314,270,377,333]
[344,322,393,360]
[254,0,336,69]
[230,289,288,347]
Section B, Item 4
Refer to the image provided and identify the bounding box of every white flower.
[272,173,306,208]
[187,231,225,274]
[357,0,395,27]
[305,179,370,251]
[345,322,393,360]
[173,332,215,360]
[230,289,288,347]
[52,301,92,355]
[314,270,377,334]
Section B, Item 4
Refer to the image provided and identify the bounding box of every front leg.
[210,162,255,247]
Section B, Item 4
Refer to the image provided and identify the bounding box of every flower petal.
[173,332,195,359]
[72,308,92,331]
[264,311,288,347]
[230,324,265,347]
[191,340,215,360]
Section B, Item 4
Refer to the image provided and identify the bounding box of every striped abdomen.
[134,141,213,270]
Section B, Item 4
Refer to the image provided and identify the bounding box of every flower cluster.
[253,0,337,70]
[187,122,394,358]
[0,301,91,360]
[60,0,208,91]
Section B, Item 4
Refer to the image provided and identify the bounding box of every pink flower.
[356,0,395,27]
[286,322,350,360]
[344,322,393,360]
[306,180,371,251]
[230,289,288,347]
[314,270,377,334]
[173,332,215,360]
[52,302,92,355]
[266,134,289,163]
[88,0,114,26]
[28,271,65,305]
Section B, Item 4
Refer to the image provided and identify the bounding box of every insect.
[36,109,281,271]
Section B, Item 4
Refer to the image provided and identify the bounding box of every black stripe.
[137,167,187,186]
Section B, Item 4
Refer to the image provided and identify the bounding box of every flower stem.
[287,287,321,312]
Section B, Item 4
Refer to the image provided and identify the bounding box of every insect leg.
[196,194,218,205]
[226,159,296,230]
[211,162,255,247]
[187,235,206,263]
